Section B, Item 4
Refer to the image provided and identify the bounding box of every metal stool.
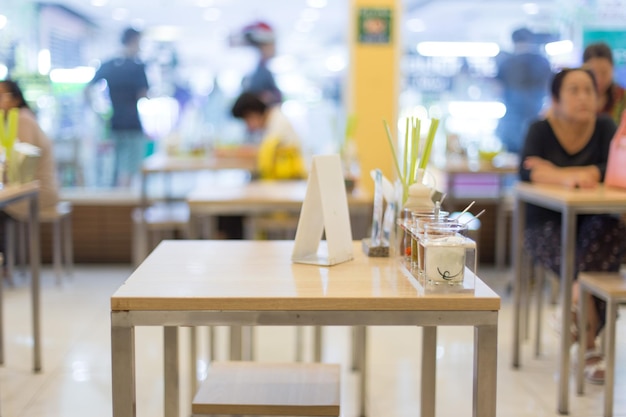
[6,201,73,285]
[577,272,626,417]
[192,362,340,416]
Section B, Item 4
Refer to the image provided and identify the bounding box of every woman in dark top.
[520,68,626,385]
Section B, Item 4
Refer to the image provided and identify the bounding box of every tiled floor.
[1,264,624,417]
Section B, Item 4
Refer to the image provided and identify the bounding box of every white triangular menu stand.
[292,154,354,266]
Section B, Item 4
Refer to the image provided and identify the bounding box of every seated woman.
[583,42,626,124]
[519,68,626,385]
[0,79,59,219]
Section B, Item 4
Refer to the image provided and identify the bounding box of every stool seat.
[192,362,340,416]
[134,202,190,231]
[39,201,72,221]
[577,272,626,417]
[579,272,626,298]
[132,202,190,266]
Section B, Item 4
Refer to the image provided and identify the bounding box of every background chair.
[5,201,74,285]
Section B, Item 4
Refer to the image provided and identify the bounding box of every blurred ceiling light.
[49,67,96,83]
[522,3,539,15]
[217,70,244,97]
[0,15,7,29]
[406,18,425,33]
[545,40,573,56]
[448,101,506,119]
[149,26,182,41]
[325,55,346,72]
[268,55,297,73]
[131,18,145,29]
[112,8,129,21]
[307,0,327,8]
[301,8,320,21]
[417,42,500,57]
[196,0,213,6]
[90,0,108,6]
[0,65,7,80]
[203,8,221,21]
[38,49,51,75]
[295,20,314,33]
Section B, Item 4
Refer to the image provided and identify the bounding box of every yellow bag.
[257,136,307,180]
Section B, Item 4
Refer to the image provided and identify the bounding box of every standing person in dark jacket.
[88,27,149,187]
[496,27,552,153]
[241,21,282,106]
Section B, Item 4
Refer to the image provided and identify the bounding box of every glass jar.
[412,212,451,276]
[422,222,476,288]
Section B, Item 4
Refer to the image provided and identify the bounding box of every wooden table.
[111,240,500,417]
[0,182,42,372]
[187,180,372,239]
[140,152,257,206]
[135,153,258,263]
[511,182,626,414]
[430,157,517,268]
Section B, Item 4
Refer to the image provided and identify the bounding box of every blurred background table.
[511,182,626,414]
[187,179,372,240]
[430,155,518,268]
[0,181,42,372]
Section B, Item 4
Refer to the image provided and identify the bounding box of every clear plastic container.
[421,222,477,293]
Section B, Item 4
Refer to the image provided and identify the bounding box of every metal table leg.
[474,324,498,417]
[164,326,179,417]
[421,326,437,417]
[558,208,576,414]
[111,314,136,417]
[29,194,41,372]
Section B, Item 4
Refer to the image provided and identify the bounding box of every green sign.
[358,8,392,44]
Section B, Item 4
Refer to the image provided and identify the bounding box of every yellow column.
[348,0,400,194]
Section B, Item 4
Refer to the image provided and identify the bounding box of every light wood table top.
[111,240,500,312]
[516,182,626,208]
[142,152,257,174]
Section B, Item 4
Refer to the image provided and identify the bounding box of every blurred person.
[0,79,59,219]
[583,42,626,124]
[519,68,626,385]
[232,91,299,145]
[231,91,305,180]
[496,27,552,154]
[87,27,149,187]
[240,21,282,106]
[0,80,60,268]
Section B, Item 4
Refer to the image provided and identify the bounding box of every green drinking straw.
[409,118,420,185]
[418,118,440,172]
[382,119,404,183]
[403,117,409,183]
[0,110,5,149]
